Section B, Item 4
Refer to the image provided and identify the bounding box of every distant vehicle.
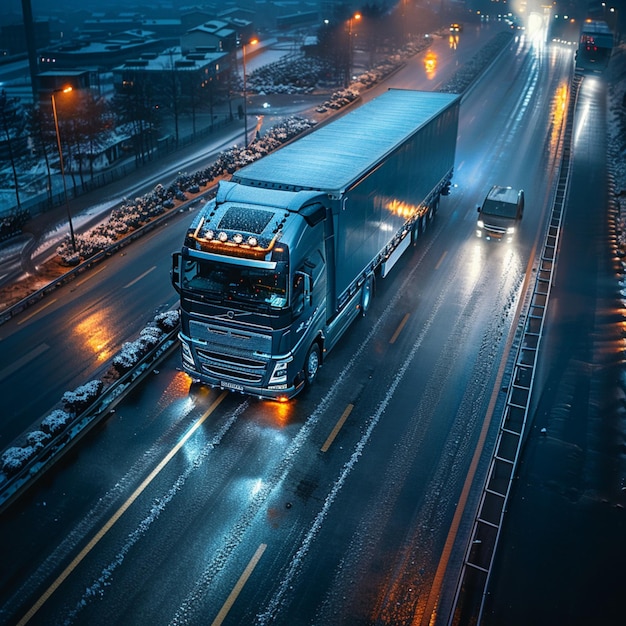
[575,19,613,73]
[450,23,463,32]
[171,89,460,400]
[476,186,524,242]
[549,16,579,46]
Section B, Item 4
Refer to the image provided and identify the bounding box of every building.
[180,20,238,54]
[0,19,50,55]
[38,69,98,95]
[38,30,164,72]
[112,47,230,104]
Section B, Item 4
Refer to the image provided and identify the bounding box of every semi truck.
[575,19,613,74]
[171,88,460,400]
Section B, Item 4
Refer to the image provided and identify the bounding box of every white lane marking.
[0,343,50,382]
[124,266,156,289]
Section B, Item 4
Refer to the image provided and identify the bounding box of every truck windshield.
[182,258,288,309]
[481,199,517,219]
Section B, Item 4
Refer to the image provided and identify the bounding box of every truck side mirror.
[303,273,312,304]
[171,252,181,293]
[293,271,313,317]
[477,206,481,213]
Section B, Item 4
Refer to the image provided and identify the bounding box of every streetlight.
[242,38,258,147]
[347,13,361,87]
[51,86,76,252]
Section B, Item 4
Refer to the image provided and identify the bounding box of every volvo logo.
[214,310,250,320]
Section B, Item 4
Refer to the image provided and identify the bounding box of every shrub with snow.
[1,446,36,476]
[62,379,104,415]
[137,326,165,350]
[112,341,144,374]
[154,309,180,332]
[1,208,31,242]
[41,409,72,435]
[26,430,51,451]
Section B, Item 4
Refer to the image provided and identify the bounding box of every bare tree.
[111,77,159,165]
[73,91,113,181]
[25,103,54,206]
[0,90,25,211]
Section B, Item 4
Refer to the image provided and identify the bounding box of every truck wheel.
[361,275,374,316]
[305,343,321,385]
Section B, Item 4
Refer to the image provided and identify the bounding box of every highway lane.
[0,29,578,626]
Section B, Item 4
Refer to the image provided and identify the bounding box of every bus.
[575,19,613,73]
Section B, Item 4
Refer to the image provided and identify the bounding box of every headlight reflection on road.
[544,80,570,160]
[424,52,437,76]
[263,397,294,428]
[575,78,600,147]
[74,309,115,362]
[467,239,488,285]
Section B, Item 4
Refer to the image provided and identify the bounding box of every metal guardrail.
[0,325,179,514]
[446,71,583,625]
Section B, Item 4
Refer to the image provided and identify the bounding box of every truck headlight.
[269,361,288,384]
[507,226,515,234]
[181,340,194,365]
[477,220,484,228]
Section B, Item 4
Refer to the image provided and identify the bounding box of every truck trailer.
[575,19,613,74]
[171,88,460,399]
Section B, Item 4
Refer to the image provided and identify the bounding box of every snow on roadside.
[608,42,626,261]
[608,43,626,195]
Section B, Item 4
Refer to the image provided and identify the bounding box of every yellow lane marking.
[75,265,107,287]
[18,391,228,626]
[17,298,57,325]
[321,404,353,453]
[211,543,268,626]
[389,313,410,345]
[123,265,156,289]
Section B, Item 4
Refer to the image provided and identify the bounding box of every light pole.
[347,13,361,87]
[242,38,258,147]
[51,86,76,252]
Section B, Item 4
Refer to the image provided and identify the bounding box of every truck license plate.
[221,380,244,391]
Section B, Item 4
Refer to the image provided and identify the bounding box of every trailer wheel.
[432,196,440,215]
[361,275,375,316]
[304,343,321,386]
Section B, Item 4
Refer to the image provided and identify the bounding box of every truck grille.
[190,320,271,384]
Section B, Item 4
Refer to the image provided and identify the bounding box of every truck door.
[292,270,312,319]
